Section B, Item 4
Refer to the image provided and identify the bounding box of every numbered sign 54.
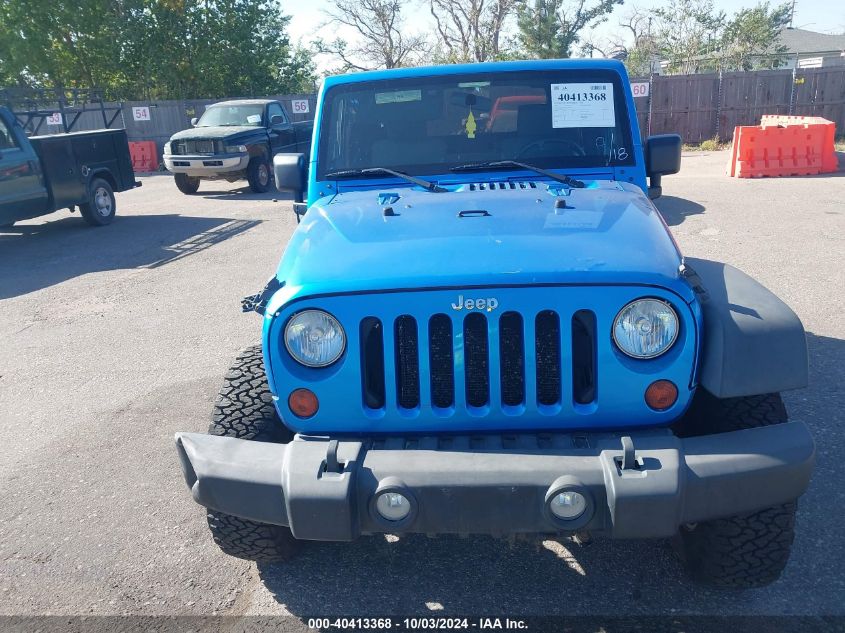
[291,99,310,114]
[132,106,151,121]
[631,82,650,98]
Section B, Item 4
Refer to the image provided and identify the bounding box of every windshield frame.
[196,103,266,128]
[316,69,636,181]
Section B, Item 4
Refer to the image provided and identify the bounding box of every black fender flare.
[685,257,808,398]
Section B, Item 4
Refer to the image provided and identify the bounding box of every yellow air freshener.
[465,109,476,139]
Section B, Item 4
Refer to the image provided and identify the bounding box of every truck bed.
[29,129,136,210]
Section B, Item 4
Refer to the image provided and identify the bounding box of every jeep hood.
[275,181,690,301]
[170,126,263,141]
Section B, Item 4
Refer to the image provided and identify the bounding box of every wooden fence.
[32,94,317,154]
[633,66,845,142]
[23,66,845,150]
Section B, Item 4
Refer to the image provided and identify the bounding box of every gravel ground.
[0,153,843,622]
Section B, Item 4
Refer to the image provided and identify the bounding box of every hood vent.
[463,181,539,192]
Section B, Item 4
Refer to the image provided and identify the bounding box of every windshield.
[196,104,264,127]
[317,70,635,180]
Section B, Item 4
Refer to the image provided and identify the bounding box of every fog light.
[645,379,678,411]
[288,388,318,418]
[549,491,587,520]
[375,492,411,521]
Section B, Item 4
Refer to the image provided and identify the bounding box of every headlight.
[225,144,247,153]
[163,142,172,155]
[284,310,345,367]
[612,299,679,359]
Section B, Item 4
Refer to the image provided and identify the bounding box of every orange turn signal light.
[288,388,319,418]
[645,380,678,411]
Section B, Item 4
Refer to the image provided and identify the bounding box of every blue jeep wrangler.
[175,60,814,588]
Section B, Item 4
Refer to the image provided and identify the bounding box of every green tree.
[719,2,791,70]
[0,0,315,100]
[651,0,726,73]
[515,0,623,59]
[127,0,315,99]
[0,0,138,95]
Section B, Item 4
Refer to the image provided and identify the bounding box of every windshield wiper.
[324,167,445,192]
[451,160,585,189]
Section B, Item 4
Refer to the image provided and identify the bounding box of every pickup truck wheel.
[205,344,300,562]
[247,156,272,193]
[674,392,797,588]
[174,173,200,194]
[79,178,116,226]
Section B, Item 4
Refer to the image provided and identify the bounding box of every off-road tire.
[675,391,797,588]
[205,344,299,562]
[246,155,272,193]
[79,178,116,226]
[174,173,200,194]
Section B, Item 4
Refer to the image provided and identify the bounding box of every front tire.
[174,173,200,194]
[79,178,116,226]
[674,392,798,588]
[205,344,300,562]
[246,156,272,193]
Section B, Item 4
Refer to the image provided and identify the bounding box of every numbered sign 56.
[291,99,310,114]
[631,82,650,98]
[132,106,151,121]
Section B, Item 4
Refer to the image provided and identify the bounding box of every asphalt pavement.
[1,153,843,622]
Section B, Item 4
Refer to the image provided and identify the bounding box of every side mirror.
[190,117,198,126]
[273,152,306,203]
[270,114,284,126]
[645,134,682,200]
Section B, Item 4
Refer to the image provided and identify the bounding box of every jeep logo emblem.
[451,294,499,312]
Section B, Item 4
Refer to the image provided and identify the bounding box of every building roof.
[778,28,845,55]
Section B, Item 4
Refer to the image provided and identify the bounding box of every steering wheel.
[516,139,586,159]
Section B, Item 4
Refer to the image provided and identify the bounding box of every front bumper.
[163,153,249,176]
[174,422,814,541]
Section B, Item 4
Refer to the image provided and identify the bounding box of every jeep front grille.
[498,312,524,407]
[428,314,454,408]
[360,317,386,409]
[359,310,597,413]
[535,310,561,406]
[394,315,420,409]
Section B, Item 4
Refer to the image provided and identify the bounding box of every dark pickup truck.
[0,106,138,227]
[163,99,312,194]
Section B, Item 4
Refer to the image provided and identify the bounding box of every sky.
[285,0,840,72]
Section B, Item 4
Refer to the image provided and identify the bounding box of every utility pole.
[789,0,796,28]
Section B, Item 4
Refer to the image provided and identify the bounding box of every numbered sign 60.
[631,82,650,98]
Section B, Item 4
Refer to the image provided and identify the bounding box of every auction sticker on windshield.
[551,83,615,128]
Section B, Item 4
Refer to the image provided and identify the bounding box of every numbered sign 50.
[291,99,310,114]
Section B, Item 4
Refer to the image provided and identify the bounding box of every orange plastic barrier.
[727,115,838,178]
[128,140,159,173]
